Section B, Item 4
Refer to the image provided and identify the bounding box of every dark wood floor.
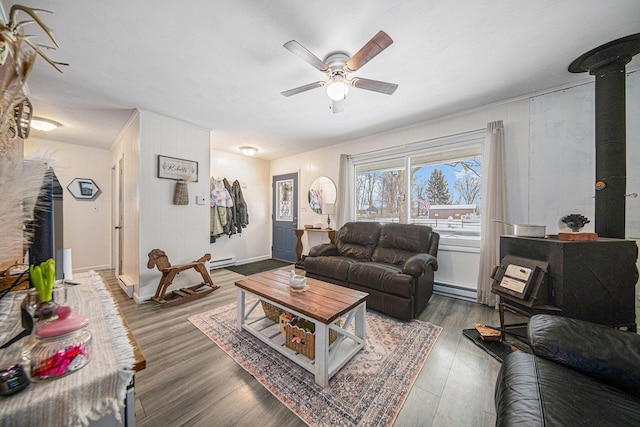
[100,268,508,427]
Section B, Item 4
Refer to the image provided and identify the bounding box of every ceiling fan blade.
[352,78,398,95]
[330,99,345,114]
[280,81,324,97]
[284,40,330,72]
[345,31,394,72]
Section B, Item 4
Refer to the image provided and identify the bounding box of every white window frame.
[351,130,485,248]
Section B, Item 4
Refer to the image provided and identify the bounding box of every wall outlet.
[195,195,206,205]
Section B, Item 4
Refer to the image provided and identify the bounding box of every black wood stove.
[492,235,638,335]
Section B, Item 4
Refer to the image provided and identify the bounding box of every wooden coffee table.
[235,270,368,387]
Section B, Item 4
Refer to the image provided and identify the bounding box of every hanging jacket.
[210,205,227,238]
[223,178,237,236]
[211,178,233,208]
[210,178,232,241]
[232,179,249,230]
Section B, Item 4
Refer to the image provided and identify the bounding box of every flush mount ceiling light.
[326,77,349,101]
[30,117,62,132]
[240,146,258,156]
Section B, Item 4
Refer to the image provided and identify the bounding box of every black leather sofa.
[303,222,439,321]
[495,314,640,426]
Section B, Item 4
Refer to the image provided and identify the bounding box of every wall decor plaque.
[157,155,198,181]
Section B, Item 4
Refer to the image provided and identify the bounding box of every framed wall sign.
[157,155,199,181]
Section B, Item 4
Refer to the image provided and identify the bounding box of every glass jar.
[21,285,69,364]
[30,306,92,381]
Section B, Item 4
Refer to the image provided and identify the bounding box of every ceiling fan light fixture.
[240,146,258,156]
[31,117,62,132]
[326,79,349,101]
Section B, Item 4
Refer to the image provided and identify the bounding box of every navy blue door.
[272,173,298,261]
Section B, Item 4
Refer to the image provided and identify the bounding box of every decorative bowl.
[289,270,307,289]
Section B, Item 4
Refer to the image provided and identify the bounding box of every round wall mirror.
[308,176,336,214]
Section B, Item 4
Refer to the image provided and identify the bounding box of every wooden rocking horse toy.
[147,249,219,306]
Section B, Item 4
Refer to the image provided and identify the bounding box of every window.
[355,158,405,222]
[409,146,481,241]
[353,132,483,245]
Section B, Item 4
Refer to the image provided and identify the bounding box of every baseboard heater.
[433,281,477,303]
[118,275,135,298]
[210,256,236,270]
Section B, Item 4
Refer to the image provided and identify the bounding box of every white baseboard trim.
[74,264,111,274]
[133,291,153,305]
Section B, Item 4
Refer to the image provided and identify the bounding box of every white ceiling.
[3,0,640,160]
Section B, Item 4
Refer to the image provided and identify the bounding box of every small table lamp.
[322,203,335,229]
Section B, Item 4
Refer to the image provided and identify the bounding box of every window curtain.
[336,154,354,228]
[477,121,509,306]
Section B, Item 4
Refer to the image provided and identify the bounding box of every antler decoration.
[0,4,67,156]
[1,5,68,72]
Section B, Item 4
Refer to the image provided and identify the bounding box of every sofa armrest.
[528,314,640,397]
[308,243,338,257]
[402,253,438,276]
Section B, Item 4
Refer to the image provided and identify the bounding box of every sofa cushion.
[372,223,436,265]
[350,283,414,321]
[528,314,640,398]
[304,256,357,283]
[348,262,414,299]
[335,222,382,260]
[496,351,640,427]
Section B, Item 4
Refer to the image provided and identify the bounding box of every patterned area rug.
[189,302,442,426]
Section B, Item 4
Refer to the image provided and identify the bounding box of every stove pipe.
[568,34,640,238]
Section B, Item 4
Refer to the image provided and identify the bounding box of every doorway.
[113,156,124,275]
[272,173,298,261]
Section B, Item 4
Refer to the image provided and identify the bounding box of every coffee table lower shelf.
[236,289,366,387]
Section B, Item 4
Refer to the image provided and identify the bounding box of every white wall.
[271,71,639,301]
[529,71,639,236]
[134,110,212,302]
[270,148,343,253]
[24,138,112,272]
[25,71,638,306]
[271,99,530,299]
[209,146,271,265]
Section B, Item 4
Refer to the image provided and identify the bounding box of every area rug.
[189,302,442,426]
[462,328,531,363]
[224,259,293,276]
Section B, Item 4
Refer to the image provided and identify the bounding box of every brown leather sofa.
[303,222,439,321]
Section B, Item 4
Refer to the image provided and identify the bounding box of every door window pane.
[276,179,293,221]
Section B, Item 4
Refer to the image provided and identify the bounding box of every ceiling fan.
[280,30,398,113]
